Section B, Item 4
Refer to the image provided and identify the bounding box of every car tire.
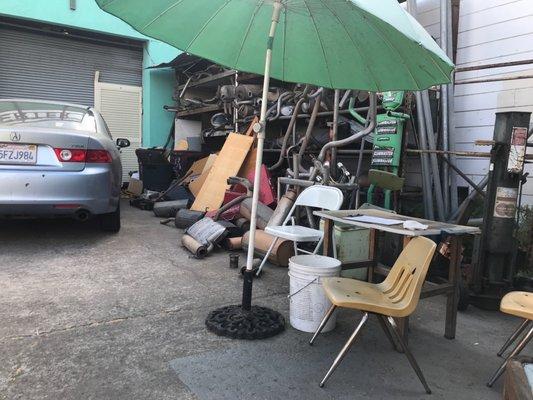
[100,203,121,233]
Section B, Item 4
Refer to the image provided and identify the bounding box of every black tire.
[457,278,470,311]
[100,203,121,233]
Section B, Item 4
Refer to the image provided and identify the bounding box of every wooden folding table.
[314,209,480,341]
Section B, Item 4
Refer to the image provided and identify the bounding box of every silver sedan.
[0,99,131,232]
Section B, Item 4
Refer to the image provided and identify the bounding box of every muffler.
[74,209,91,222]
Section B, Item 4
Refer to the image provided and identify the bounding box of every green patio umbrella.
[96,0,453,339]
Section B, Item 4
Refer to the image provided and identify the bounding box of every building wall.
[0,0,180,147]
[415,0,533,205]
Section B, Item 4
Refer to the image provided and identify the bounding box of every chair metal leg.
[256,237,279,276]
[312,236,324,255]
[497,319,531,357]
[310,304,337,345]
[377,314,397,350]
[386,316,432,394]
[319,312,369,388]
[487,325,533,387]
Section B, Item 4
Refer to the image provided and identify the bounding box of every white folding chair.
[256,185,344,276]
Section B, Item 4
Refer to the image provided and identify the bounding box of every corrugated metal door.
[95,78,142,181]
[0,24,143,106]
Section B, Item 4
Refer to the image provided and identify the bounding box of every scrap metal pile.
[128,55,421,262]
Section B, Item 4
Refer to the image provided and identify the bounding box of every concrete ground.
[0,200,528,399]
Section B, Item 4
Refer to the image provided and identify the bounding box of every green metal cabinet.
[320,220,369,280]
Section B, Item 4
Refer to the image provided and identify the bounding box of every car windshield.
[0,100,96,132]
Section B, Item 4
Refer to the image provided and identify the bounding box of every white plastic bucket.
[288,255,342,333]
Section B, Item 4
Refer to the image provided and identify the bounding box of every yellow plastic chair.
[487,291,533,387]
[309,236,437,394]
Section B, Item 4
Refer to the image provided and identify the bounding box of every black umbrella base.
[205,305,285,340]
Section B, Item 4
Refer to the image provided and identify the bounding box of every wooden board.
[191,133,254,212]
[314,209,481,237]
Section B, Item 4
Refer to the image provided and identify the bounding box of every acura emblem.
[10,132,21,142]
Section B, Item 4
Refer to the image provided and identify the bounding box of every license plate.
[0,143,37,165]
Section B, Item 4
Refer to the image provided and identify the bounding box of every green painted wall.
[0,0,180,146]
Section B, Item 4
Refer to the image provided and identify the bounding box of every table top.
[314,209,481,236]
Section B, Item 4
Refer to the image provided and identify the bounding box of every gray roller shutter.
[0,23,143,107]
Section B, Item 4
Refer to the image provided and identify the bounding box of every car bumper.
[0,165,120,216]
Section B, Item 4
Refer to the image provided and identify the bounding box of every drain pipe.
[415,92,435,220]
[447,0,459,213]
[408,0,435,220]
[440,0,450,216]
[421,91,446,221]
[309,93,377,182]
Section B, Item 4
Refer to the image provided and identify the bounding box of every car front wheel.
[100,203,121,233]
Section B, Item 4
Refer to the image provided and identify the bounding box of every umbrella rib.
[318,0,380,91]
[281,2,287,82]
[301,0,334,88]
[142,0,187,30]
[185,0,234,52]
[234,0,266,68]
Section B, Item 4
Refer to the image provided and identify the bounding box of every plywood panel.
[190,133,253,212]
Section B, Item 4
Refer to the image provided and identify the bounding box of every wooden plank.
[421,284,454,298]
[314,209,481,237]
[190,133,253,212]
[445,236,462,340]
[504,356,533,400]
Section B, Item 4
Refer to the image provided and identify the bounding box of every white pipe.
[245,0,282,272]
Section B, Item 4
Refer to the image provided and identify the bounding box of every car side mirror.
[116,138,130,148]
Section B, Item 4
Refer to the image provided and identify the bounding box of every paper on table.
[344,215,403,226]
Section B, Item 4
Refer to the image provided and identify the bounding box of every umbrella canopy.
[95,0,452,91]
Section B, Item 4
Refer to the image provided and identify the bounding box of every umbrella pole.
[206,0,285,340]
[242,0,283,311]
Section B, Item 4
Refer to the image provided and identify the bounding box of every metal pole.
[421,91,446,221]
[440,0,450,216]
[408,0,434,220]
[447,0,459,213]
[331,89,340,179]
[415,92,435,220]
[242,0,282,310]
